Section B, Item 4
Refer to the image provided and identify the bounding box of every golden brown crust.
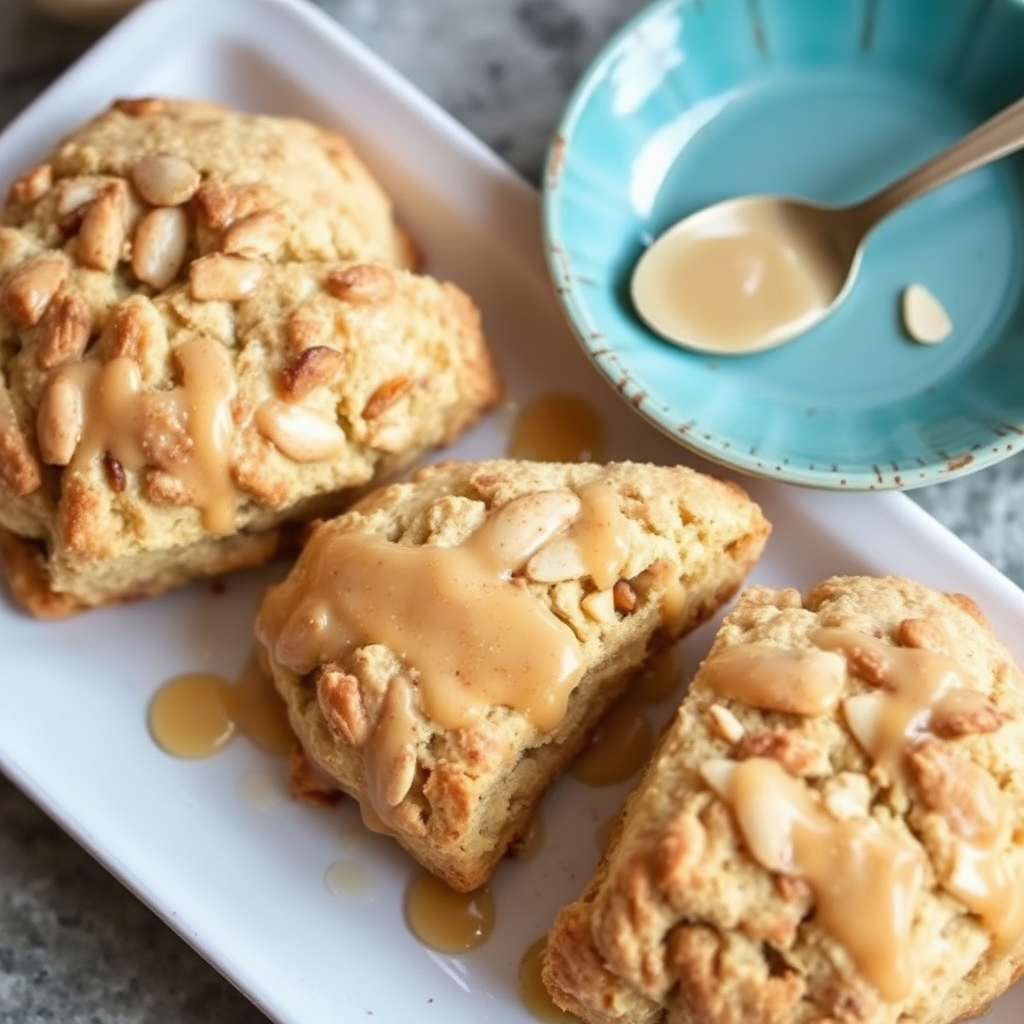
[258,458,770,892]
[543,575,1024,1024]
[0,98,500,615]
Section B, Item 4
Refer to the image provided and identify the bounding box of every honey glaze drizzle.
[258,483,631,734]
[810,627,992,779]
[148,651,292,759]
[701,644,847,717]
[703,623,1024,985]
[49,335,237,533]
[703,756,925,1002]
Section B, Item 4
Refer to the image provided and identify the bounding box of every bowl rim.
[540,0,1024,492]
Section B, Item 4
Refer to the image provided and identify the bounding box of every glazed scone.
[254,458,770,892]
[0,98,499,615]
[543,576,1024,1024]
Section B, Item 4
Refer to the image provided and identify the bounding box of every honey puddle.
[519,937,579,1022]
[403,868,495,953]
[325,861,376,904]
[148,651,292,759]
[632,647,683,705]
[507,392,605,462]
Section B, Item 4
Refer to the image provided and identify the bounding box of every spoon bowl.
[630,91,1024,356]
[631,195,860,355]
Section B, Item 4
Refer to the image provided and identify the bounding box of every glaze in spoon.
[631,92,1024,356]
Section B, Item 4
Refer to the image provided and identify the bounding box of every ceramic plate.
[543,0,1024,490]
[1,1,1024,1022]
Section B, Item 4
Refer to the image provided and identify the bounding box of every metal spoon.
[630,92,1024,356]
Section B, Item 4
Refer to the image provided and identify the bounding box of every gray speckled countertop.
[1,1,1023,1022]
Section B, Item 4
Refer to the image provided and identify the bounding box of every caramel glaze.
[256,481,634,825]
[149,651,292,759]
[704,756,924,1002]
[507,392,605,463]
[699,623,1024,997]
[519,936,578,1023]
[54,335,237,532]
[403,868,495,954]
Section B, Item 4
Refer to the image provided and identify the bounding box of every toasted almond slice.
[525,536,587,583]
[708,703,745,745]
[8,164,52,206]
[77,183,126,271]
[901,284,952,345]
[222,210,287,258]
[842,692,887,756]
[581,588,616,623]
[37,373,83,466]
[132,207,189,289]
[189,254,265,302]
[131,155,201,207]
[5,256,68,326]
[256,399,347,462]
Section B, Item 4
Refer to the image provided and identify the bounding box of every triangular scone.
[543,576,1024,1024]
[255,458,770,891]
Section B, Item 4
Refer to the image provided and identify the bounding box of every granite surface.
[1,1,1023,1022]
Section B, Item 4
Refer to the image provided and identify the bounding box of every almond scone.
[543,576,1024,1024]
[254,458,770,892]
[0,98,499,615]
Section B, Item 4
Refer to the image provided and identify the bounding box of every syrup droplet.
[149,650,292,759]
[571,701,653,787]
[518,936,579,1022]
[403,868,495,953]
[507,392,605,462]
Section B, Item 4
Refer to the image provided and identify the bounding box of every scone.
[543,576,1024,1024]
[0,98,499,615]
[254,458,770,891]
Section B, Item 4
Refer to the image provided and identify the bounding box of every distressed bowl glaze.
[542,0,1024,489]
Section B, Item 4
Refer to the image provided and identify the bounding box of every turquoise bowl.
[543,0,1024,489]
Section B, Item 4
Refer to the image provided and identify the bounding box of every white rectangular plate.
[1,1,1022,1022]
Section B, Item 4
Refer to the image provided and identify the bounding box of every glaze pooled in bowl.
[543,0,1024,490]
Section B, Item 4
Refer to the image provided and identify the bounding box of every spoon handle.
[852,92,1024,232]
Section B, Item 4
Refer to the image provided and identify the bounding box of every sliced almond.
[325,264,395,303]
[256,399,347,462]
[189,254,265,302]
[842,692,887,757]
[487,490,581,569]
[362,376,415,421]
[7,164,52,206]
[132,206,189,289]
[130,154,201,207]
[77,183,126,272]
[580,588,616,623]
[708,703,745,745]
[279,345,344,402]
[37,373,84,466]
[901,284,952,345]
[36,293,93,369]
[56,181,100,218]
[222,210,287,258]
[525,535,587,583]
[5,256,68,326]
[700,757,736,799]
